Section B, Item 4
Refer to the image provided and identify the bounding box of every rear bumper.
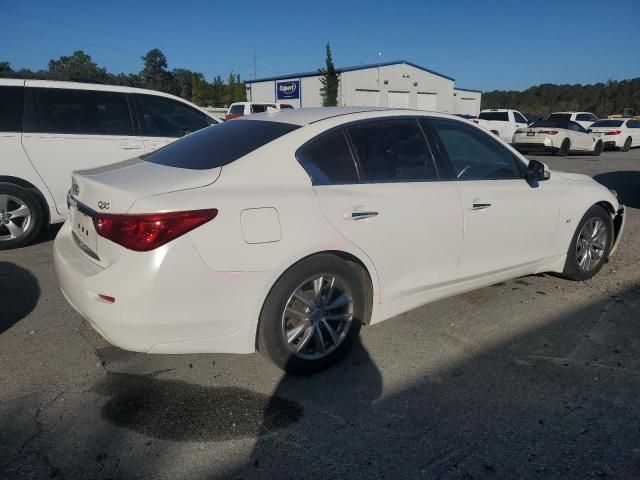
[53,221,273,354]
[513,141,557,153]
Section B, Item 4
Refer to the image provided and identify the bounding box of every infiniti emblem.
[98,201,110,210]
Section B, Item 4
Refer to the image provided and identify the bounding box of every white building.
[245,60,481,116]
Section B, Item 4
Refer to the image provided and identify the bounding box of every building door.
[459,98,476,116]
[387,91,410,109]
[354,89,379,107]
[417,92,437,111]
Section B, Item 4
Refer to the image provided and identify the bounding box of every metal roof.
[454,87,483,94]
[248,60,455,83]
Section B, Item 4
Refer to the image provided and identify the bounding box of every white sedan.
[512,119,604,156]
[54,107,625,374]
[589,118,640,151]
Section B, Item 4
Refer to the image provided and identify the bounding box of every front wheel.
[0,184,44,250]
[258,254,367,374]
[562,205,613,281]
[592,140,603,156]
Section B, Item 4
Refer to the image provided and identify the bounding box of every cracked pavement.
[1,150,640,479]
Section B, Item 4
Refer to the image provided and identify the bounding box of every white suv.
[476,109,530,143]
[0,79,219,249]
[545,112,599,130]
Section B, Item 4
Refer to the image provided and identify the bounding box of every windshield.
[145,120,300,170]
[478,111,508,121]
[591,120,624,128]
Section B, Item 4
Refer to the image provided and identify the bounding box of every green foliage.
[481,79,640,117]
[319,43,339,107]
[0,48,248,107]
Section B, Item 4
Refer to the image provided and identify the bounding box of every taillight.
[515,129,527,134]
[538,130,558,135]
[605,130,621,135]
[93,209,218,251]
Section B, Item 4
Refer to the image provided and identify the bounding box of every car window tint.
[478,111,509,121]
[0,86,24,132]
[297,130,359,185]
[347,119,437,182]
[145,120,299,170]
[230,105,244,114]
[546,113,572,121]
[591,120,623,128]
[136,94,208,138]
[24,88,133,135]
[251,104,268,113]
[576,113,595,122]
[569,122,586,133]
[514,112,528,124]
[431,118,522,181]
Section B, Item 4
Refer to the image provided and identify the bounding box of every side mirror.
[587,128,592,133]
[526,159,550,182]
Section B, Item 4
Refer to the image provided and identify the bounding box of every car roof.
[238,106,466,126]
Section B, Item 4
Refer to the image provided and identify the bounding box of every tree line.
[0,49,247,107]
[481,78,640,117]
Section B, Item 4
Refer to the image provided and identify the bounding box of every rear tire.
[258,254,367,374]
[592,140,603,156]
[562,205,612,281]
[621,137,632,152]
[555,138,570,156]
[0,183,43,250]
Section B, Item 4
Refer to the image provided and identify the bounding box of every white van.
[0,79,220,249]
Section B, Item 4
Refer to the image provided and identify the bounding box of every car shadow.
[593,171,640,209]
[0,262,40,335]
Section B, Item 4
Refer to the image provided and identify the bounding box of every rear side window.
[24,88,133,135]
[145,120,299,170]
[230,104,245,114]
[0,86,23,132]
[478,111,509,121]
[430,118,522,181]
[136,94,209,138]
[513,112,528,124]
[346,119,438,182]
[297,130,359,185]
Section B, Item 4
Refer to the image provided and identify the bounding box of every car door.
[133,93,213,154]
[304,118,464,303]
[21,85,142,215]
[568,122,591,150]
[426,117,559,279]
[630,120,640,146]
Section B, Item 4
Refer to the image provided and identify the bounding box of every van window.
[23,88,134,135]
[145,119,299,170]
[136,94,209,138]
[478,111,509,121]
[0,86,24,132]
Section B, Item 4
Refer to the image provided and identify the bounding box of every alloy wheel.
[281,275,354,360]
[575,217,607,272]
[0,194,32,242]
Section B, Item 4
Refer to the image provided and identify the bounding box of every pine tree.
[319,43,339,106]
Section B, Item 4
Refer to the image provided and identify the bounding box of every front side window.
[24,88,133,135]
[513,112,528,124]
[346,119,438,182]
[568,122,586,133]
[136,94,209,138]
[430,118,523,181]
[478,111,509,122]
[145,119,299,170]
[297,130,359,185]
[0,86,24,132]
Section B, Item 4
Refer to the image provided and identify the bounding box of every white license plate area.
[527,132,535,136]
[71,205,98,254]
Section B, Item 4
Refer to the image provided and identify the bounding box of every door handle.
[467,198,492,210]
[345,209,379,220]
[119,141,142,150]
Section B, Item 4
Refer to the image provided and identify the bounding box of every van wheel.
[258,254,366,374]
[592,140,603,156]
[0,183,43,250]
[556,139,570,156]
[562,205,612,281]
[621,137,632,152]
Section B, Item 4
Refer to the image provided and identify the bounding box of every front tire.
[562,205,612,281]
[0,183,43,250]
[258,254,367,374]
[592,140,603,156]
[555,138,570,156]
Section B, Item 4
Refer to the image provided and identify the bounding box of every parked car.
[589,118,640,151]
[545,111,598,130]
[475,109,529,143]
[0,79,220,249]
[54,107,625,374]
[513,119,604,156]
[226,102,293,120]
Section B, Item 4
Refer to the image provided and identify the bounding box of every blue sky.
[1,0,638,91]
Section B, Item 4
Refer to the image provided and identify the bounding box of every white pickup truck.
[474,109,530,144]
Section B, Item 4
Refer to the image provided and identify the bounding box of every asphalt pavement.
[1,148,639,479]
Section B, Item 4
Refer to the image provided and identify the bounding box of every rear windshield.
[545,113,572,121]
[591,120,624,127]
[145,120,299,170]
[478,111,509,121]
[530,120,569,129]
